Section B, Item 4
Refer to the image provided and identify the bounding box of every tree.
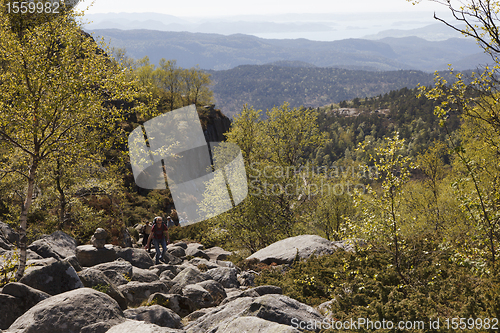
[202,103,326,253]
[0,6,143,279]
[354,133,416,281]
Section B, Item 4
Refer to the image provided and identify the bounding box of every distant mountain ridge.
[89,29,489,72]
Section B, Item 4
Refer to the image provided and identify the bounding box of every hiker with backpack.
[145,216,170,264]
[141,221,152,251]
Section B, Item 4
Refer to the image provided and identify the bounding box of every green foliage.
[0,249,18,286]
[203,103,327,253]
[91,284,110,294]
[255,235,500,330]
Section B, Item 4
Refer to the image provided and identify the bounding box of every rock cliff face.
[199,104,232,143]
[0,222,347,332]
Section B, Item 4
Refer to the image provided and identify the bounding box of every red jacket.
[151,223,167,240]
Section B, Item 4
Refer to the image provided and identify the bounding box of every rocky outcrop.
[184,294,324,333]
[246,234,353,265]
[0,231,339,332]
[7,288,125,333]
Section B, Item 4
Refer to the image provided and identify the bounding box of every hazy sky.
[77,0,445,17]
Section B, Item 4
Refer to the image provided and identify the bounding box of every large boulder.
[7,288,125,333]
[132,267,159,283]
[118,281,173,307]
[19,259,83,295]
[204,247,232,261]
[216,316,301,332]
[205,267,239,288]
[2,283,50,310]
[166,246,185,258]
[185,294,324,333]
[116,247,155,269]
[197,280,226,306]
[246,235,347,265]
[0,221,18,244]
[181,284,214,310]
[147,293,195,318]
[78,268,128,310]
[171,267,211,289]
[124,305,182,329]
[0,294,24,329]
[184,247,209,260]
[27,231,77,260]
[92,259,133,285]
[106,319,185,333]
[76,244,118,267]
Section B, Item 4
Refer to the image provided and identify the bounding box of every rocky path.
[0,223,352,332]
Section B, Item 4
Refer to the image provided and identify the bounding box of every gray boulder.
[19,259,83,295]
[246,234,347,265]
[205,267,239,288]
[118,281,173,307]
[0,234,12,251]
[204,247,232,261]
[184,247,209,260]
[64,255,82,272]
[0,294,24,329]
[116,247,155,269]
[182,284,214,309]
[93,259,133,285]
[147,293,195,318]
[2,282,50,309]
[167,246,185,258]
[185,294,324,333]
[171,267,211,289]
[197,280,226,305]
[76,244,118,267]
[149,264,181,278]
[7,288,125,333]
[132,267,160,282]
[106,319,185,333]
[78,268,127,310]
[27,231,77,260]
[0,222,18,244]
[159,270,175,281]
[188,258,219,270]
[169,242,187,249]
[124,305,182,329]
[238,270,256,287]
[217,316,301,332]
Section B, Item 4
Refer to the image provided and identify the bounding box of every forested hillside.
[208,65,461,117]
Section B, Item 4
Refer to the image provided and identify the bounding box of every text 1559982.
[6,1,60,14]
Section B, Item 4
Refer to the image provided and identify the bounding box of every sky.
[76,0,446,17]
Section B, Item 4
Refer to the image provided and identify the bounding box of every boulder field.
[0,223,353,332]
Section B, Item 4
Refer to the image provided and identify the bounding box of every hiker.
[166,216,176,229]
[141,221,152,251]
[145,216,170,264]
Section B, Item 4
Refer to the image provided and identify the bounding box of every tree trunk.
[15,160,37,281]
